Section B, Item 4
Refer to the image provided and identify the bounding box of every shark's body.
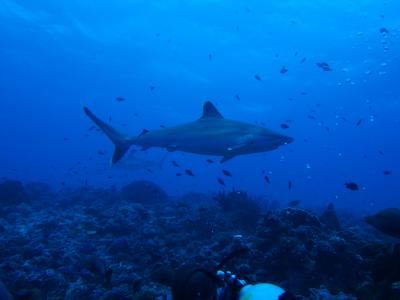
[83,101,293,163]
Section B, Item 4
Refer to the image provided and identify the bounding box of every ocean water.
[2,0,399,213]
[0,1,399,299]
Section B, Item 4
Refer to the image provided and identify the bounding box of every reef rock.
[120,180,168,205]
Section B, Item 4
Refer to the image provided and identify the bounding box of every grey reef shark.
[83,101,293,164]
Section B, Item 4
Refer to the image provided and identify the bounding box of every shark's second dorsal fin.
[200,101,224,119]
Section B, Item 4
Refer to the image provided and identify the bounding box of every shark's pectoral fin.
[220,154,235,163]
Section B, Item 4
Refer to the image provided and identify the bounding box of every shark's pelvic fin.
[83,107,132,164]
[220,154,235,163]
[200,101,224,119]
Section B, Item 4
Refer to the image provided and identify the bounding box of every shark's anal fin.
[220,155,235,163]
[166,145,177,152]
[83,107,132,164]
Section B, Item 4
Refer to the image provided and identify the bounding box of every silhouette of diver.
[167,248,296,300]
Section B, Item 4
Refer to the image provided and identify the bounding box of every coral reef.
[0,180,398,299]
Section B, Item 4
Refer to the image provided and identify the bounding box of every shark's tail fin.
[83,107,133,164]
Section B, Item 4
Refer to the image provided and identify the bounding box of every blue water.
[1,0,399,215]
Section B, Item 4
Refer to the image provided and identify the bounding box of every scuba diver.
[168,248,296,300]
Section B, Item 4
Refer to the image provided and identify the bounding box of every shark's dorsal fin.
[200,101,224,119]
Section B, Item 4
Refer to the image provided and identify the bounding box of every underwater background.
[0,0,400,299]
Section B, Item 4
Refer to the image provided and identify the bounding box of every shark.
[83,101,293,164]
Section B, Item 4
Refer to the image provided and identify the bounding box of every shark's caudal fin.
[83,107,132,164]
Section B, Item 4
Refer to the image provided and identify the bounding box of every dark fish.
[116,97,125,102]
[171,160,180,167]
[235,94,241,101]
[356,119,362,126]
[280,123,290,129]
[160,125,166,128]
[176,173,182,177]
[380,27,389,34]
[185,169,195,176]
[206,159,214,163]
[280,66,288,74]
[307,115,316,120]
[365,208,400,239]
[208,53,213,61]
[316,62,332,71]
[60,181,65,186]
[222,169,232,177]
[254,74,262,81]
[294,51,298,57]
[383,170,392,175]
[63,137,70,141]
[300,57,307,63]
[108,116,112,122]
[288,180,292,190]
[98,151,105,155]
[288,200,301,207]
[107,175,113,179]
[150,86,156,91]
[275,53,279,58]
[301,91,308,95]
[378,150,384,156]
[155,33,161,37]
[121,123,127,127]
[344,182,359,191]
[325,127,330,132]
[147,168,153,173]
[264,175,270,184]
[217,178,225,186]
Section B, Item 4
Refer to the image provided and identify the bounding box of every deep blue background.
[1,0,399,215]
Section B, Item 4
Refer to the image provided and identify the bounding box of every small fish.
[307,115,316,120]
[275,53,279,58]
[254,74,262,81]
[288,180,292,190]
[316,62,332,71]
[108,116,112,122]
[217,178,225,186]
[356,119,362,126]
[294,51,298,57]
[63,137,70,141]
[171,160,180,167]
[150,86,156,91]
[383,170,392,175]
[185,169,195,176]
[208,53,213,61]
[222,169,232,177]
[280,123,290,129]
[155,33,161,37]
[116,97,125,102]
[344,182,359,191]
[380,27,389,34]
[300,57,307,63]
[147,168,153,173]
[98,151,105,155]
[301,91,309,95]
[235,94,241,101]
[264,175,270,184]
[176,173,182,177]
[280,66,288,74]
[160,125,166,128]
[206,159,214,163]
[288,200,301,207]
[378,150,384,156]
